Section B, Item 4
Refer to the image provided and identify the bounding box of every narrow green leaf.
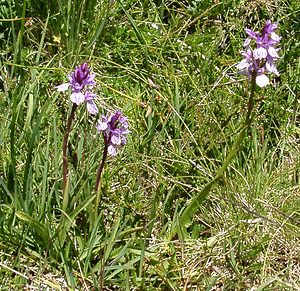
[15,211,49,243]
[35,14,49,64]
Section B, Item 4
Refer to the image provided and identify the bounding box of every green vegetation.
[0,0,299,289]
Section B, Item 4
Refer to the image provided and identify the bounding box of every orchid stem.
[174,71,258,238]
[94,141,108,220]
[95,143,108,192]
[246,71,257,125]
[62,103,77,210]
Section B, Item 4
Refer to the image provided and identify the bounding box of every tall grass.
[0,0,299,289]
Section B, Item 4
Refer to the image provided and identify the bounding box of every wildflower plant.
[237,20,281,123]
[96,111,130,156]
[237,20,281,88]
[56,62,130,216]
[95,111,130,191]
[174,20,281,237]
[56,62,98,114]
[56,62,98,199]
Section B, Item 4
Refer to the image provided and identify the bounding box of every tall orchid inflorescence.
[96,111,130,156]
[237,20,281,88]
[57,63,98,115]
[95,111,130,192]
[174,21,282,235]
[56,62,130,199]
[57,62,99,196]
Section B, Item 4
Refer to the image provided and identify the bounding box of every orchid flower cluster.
[57,63,130,193]
[237,20,281,87]
[56,63,98,115]
[96,111,130,156]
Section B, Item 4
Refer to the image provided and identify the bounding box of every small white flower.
[253,47,267,60]
[236,59,250,76]
[271,32,281,42]
[150,23,159,30]
[70,92,85,105]
[256,74,269,87]
[56,83,70,92]
[108,145,117,156]
[267,47,279,58]
[111,134,121,145]
[266,61,279,76]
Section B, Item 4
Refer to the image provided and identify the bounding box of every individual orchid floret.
[56,63,98,114]
[237,20,281,87]
[96,111,130,156]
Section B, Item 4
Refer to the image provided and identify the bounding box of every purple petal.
[245,28,258,39]
[243,38,251,47]
[85,92,96,101]
[87,101,98,115]
[97,121,108,131]
[236,59,249,70]
[267,47,279,58]
[266,61,279,76]
[263,20,277,34]
[111,133,121,145]
[108,145,117,156]
[121,136,127,144]
[253,47,267,60]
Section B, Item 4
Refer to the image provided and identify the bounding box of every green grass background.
[0,0,299,289]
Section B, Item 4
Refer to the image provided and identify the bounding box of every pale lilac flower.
[96,111,130,156]
[56,63,98,114]
[253,47,267,60]
[237,20,281,87]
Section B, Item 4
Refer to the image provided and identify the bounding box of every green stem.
[177,124,248,231]
[94,136,109,221]
[172,72,257,238]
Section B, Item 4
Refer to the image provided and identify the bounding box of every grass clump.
[0,0,299,289]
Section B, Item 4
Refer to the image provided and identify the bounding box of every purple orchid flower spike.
[56,63,98,115]
[237,20,281,87]
[96,111,130,156]
[95,110,130,192]
[58,63,99,196]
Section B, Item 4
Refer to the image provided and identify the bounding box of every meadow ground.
[0,0,299,289]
